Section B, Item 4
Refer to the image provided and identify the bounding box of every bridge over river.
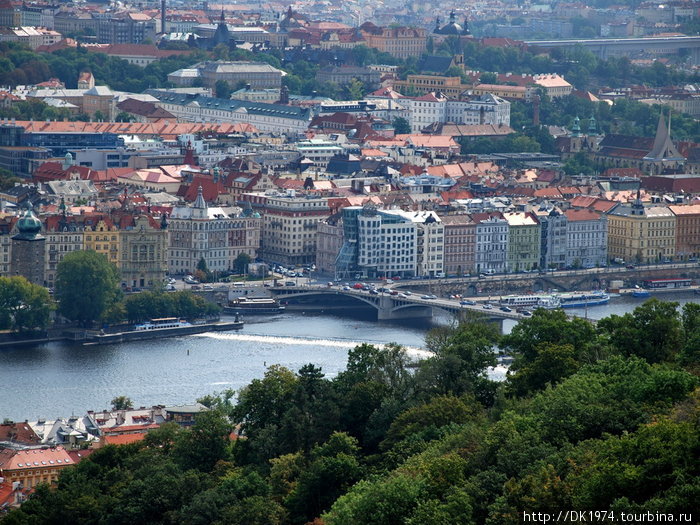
[271,285,528,324]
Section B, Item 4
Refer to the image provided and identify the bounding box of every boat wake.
[192,332,432,359]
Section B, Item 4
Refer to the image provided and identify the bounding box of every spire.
[571,116,581,137]
[220,5,225,23]
[194,184,207,209]
[587,114,597,135]
[644,111,684,162]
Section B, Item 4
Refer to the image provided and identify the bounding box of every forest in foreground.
[1,299,698,525]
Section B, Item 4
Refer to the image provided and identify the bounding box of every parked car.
[203,285,213,291]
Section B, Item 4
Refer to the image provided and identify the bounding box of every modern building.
[336,204,418,279]
[534,207,568,270]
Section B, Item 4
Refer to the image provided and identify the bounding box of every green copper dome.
[17,209,41,236]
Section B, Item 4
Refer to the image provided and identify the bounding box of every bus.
[641,278,692,289]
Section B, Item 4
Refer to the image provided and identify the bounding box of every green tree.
[173,409,231,472]
[479,71,497,84]
[392,117,411,134]
[55,250,121,326]
[0,276,53,332]
[234,253,251,274]
[345,78,366,100]
[215,79,233,99]
[111,395,133,410]
[597,299,683,363]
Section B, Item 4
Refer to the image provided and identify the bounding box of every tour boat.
[499,294,560,309]
[224,297,285,315]
[556,291,610,308]
[134,318,192,331]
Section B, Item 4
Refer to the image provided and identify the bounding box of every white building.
[564,208,608,268]
[337,205,443,279]
[168,186,261,274]
[147,89,312,134]
[408,92,511,132]
[473,212,509,273]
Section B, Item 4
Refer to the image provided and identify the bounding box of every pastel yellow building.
[607,200,676,264]
[83,217,120,266]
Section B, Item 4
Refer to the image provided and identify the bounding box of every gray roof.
[147,89,312,121]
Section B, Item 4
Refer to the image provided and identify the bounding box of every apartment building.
[472,212,509,273]
[607,199,676,264]
[504,211,540,272]
[441,214,476,276]
[168,187,261,274]
[243,191,329,267]
[564,209,608,268]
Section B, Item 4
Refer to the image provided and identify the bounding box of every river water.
[1,292,697,422]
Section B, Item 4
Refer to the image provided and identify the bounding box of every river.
[1,292,698,422]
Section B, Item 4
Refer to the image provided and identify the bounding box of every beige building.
[119,215,168,289]
[608,199,676,264]
[669,204,700,260]
[359,23,427,59]
[168,187,261,275]
[243,191,330,267]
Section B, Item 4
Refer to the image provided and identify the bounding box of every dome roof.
[15,208,42,239]
[434,11,468,35]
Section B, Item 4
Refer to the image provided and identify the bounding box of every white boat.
[134,318,192,331]
[557,291,610,308]
[499,294,560,309]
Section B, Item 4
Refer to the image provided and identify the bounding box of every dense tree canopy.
[54,250,121,326]
[2,299,697,524]
[0,276,53,332]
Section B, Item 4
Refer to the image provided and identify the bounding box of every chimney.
[161,0,166,34]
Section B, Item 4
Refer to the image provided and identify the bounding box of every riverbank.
[0,319,244,348]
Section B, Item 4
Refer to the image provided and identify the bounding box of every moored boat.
[224,296,285,315]
[557,291,610,308]
[632,289,651,298]
[499,294,560,309]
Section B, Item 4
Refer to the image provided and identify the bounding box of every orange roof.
[534,188,563,198]
[102,423,160,434]
[0,446,73,471]
[104,433,147,446]
[360,148,388,157]
[13,121,258,139]
[565,208,602,221]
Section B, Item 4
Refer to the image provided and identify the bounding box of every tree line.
[1,298,697,523]
[1,250,218,333]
